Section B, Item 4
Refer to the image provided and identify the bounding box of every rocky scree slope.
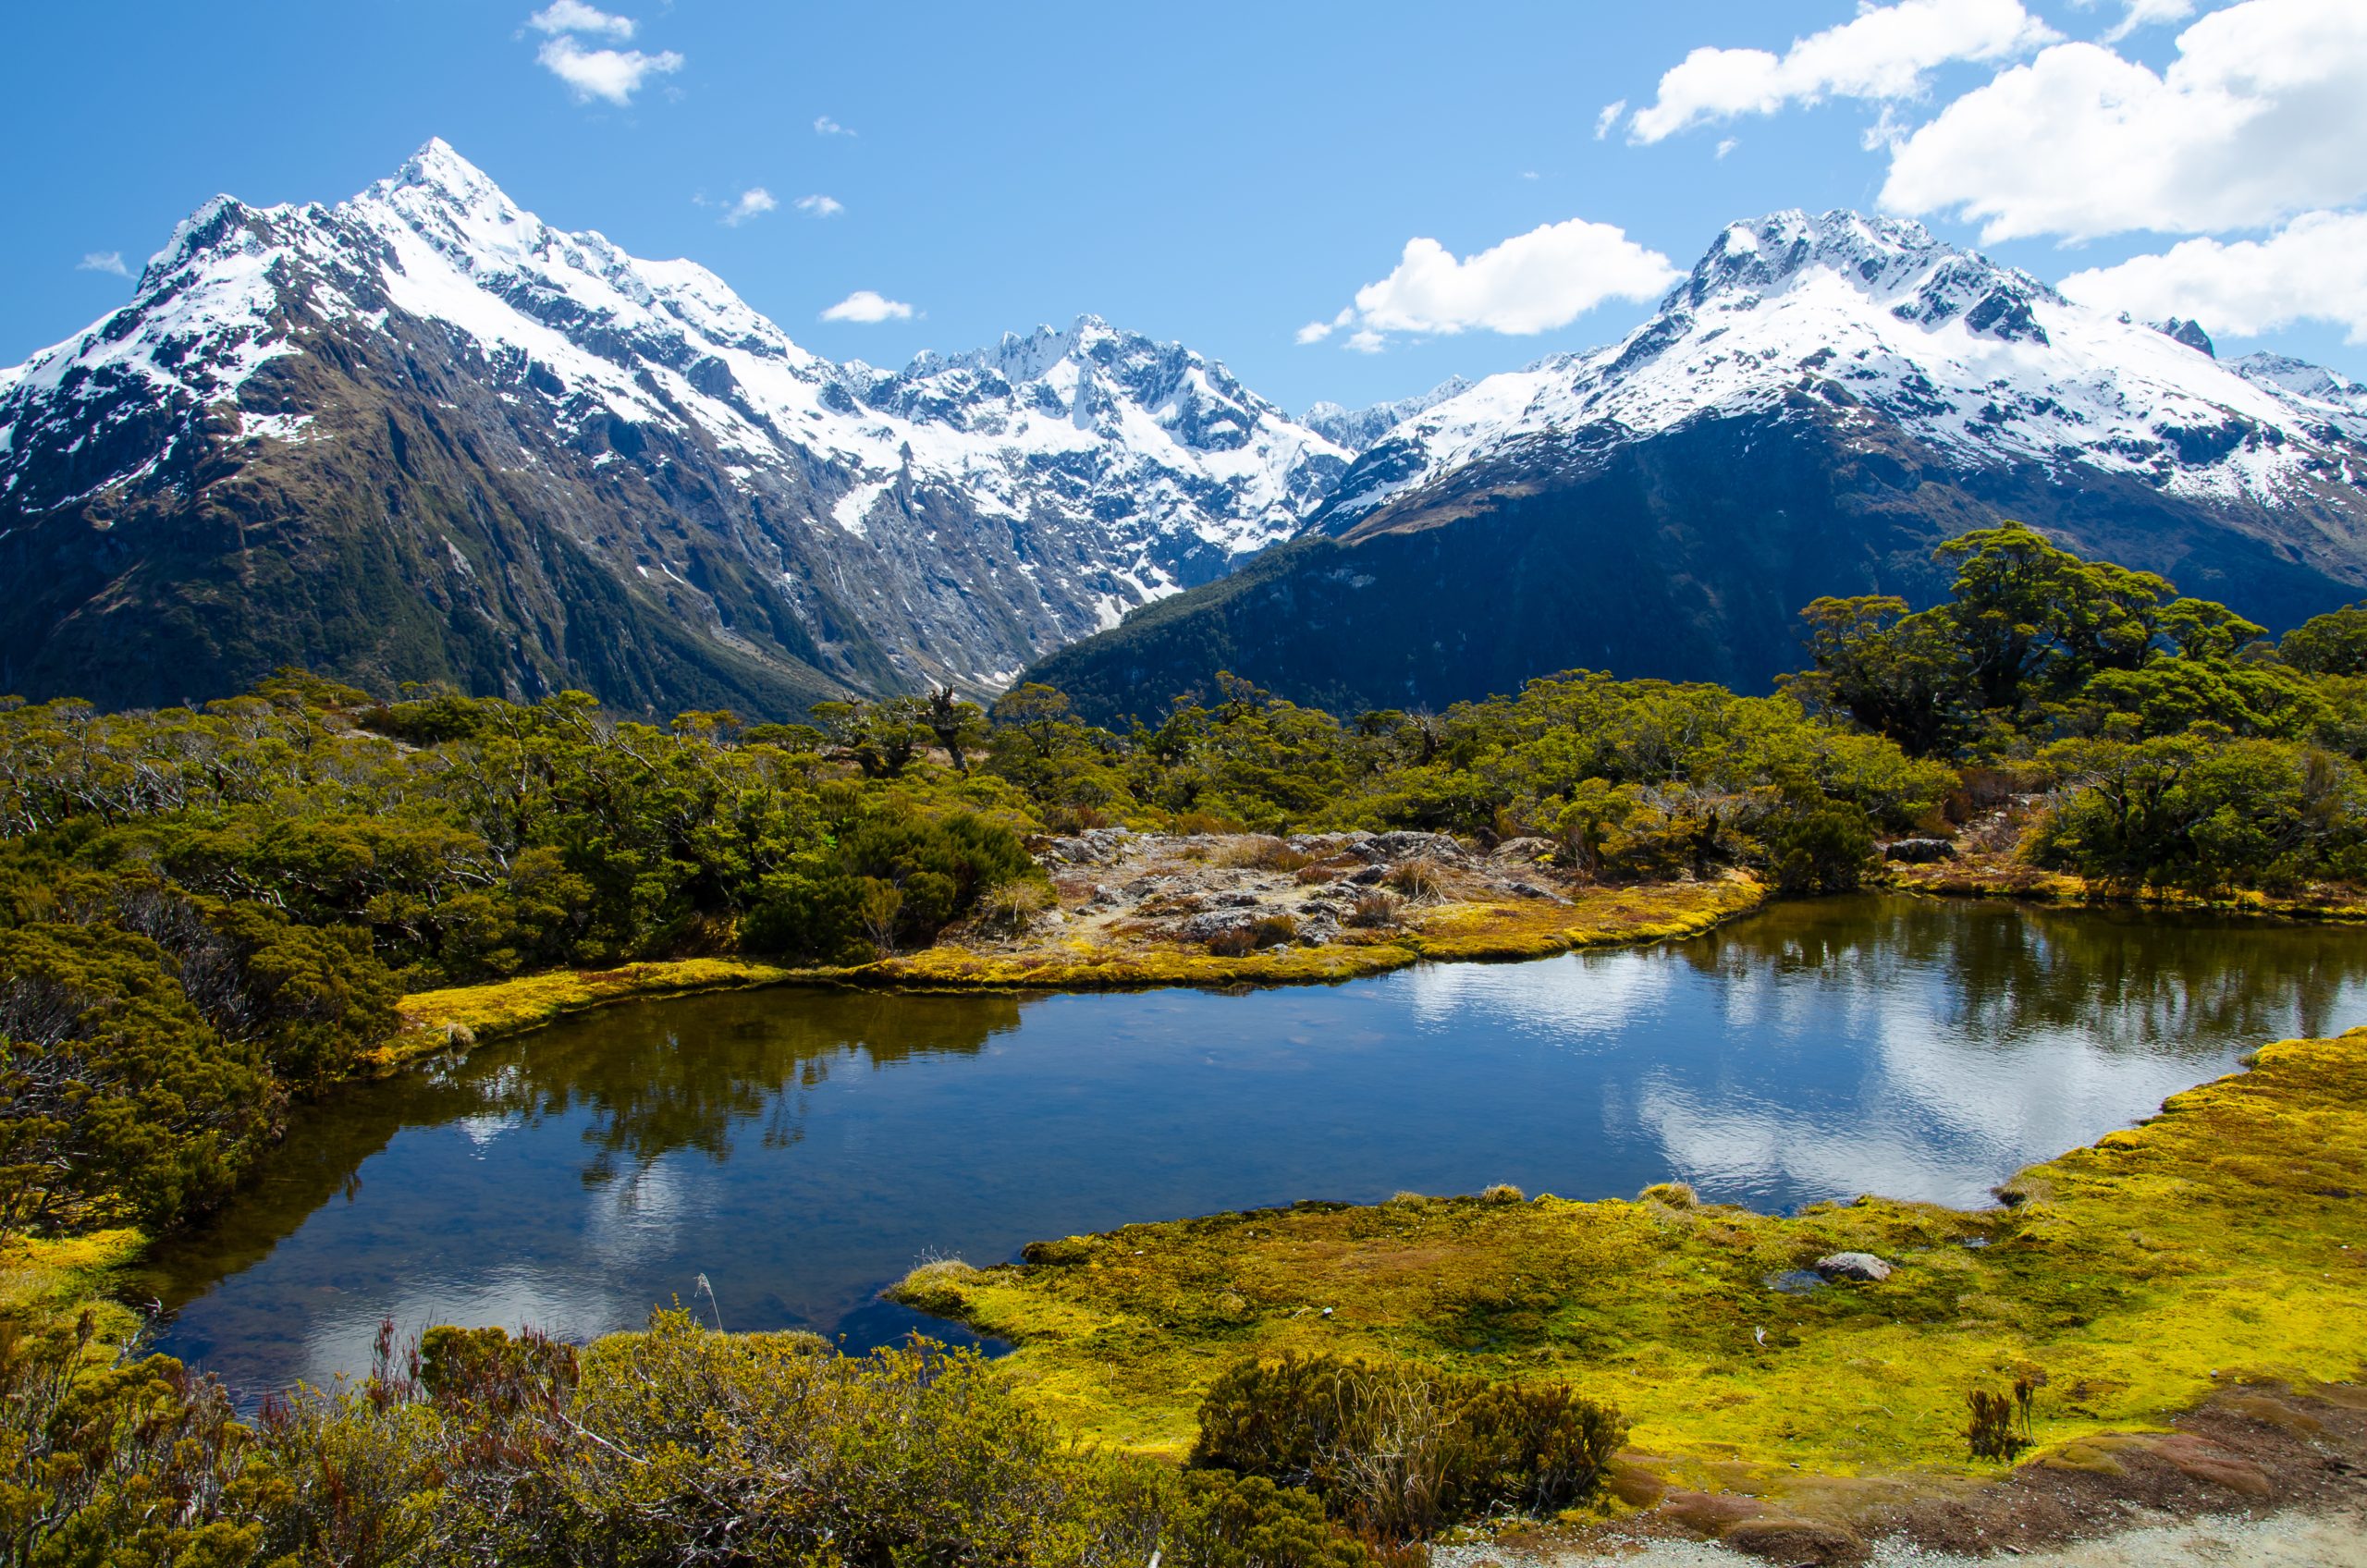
[1027,210,2367,722]
[0,140,1350,713]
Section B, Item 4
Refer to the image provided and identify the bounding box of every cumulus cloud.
[720,188,777,227]
[528,0,634,38]
[77,251,129,277]
[1881,0,2367,241]
[2100,0,2194,44]
[794,193,844,217]
[1626,0,2054,143]
[1593,100,1625,140]
[814,115,855,137]
[536,34,682,104]
[820,289,913,324]
[2059,210,2367,341]
[1297,218,1679,349]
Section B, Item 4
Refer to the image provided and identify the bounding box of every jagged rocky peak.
[1671,208,2058,347]
[1302,377,1475,452]
[2155,317,2217,358]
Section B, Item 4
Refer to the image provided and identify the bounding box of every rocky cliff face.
[0,141,1350,713]
[1026,211,2367,722]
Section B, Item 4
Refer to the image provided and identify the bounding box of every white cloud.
[1627,0,2055,143]
[1715,138,1739,159]
[528,0,634,39]
[536,34,682,104]
[814,115,855,137]
[1295,307,1354,346]
[1299,218,1679,349]
[820,289,913,324]
[794,193,844,217]
[1593,99,1626,140]
[1881,0,2367,241]
[2059,210,2367,341]
[77,251,129,277]
[2101,0,2194,44]
[721,188,777,226]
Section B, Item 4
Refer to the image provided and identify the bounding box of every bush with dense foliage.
[0,1311,1399,1568]
[1191,1351,1626,1540]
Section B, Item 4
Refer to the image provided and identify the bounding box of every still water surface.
[143,895,2367,1399]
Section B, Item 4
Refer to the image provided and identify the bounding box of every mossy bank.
[894,1025,2367,1495]
[387,875,1769,1054]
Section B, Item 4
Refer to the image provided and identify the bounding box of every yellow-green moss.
[1403,876,1768,963]
[381,879,1768,1047]
[862,876,1769,993]
[892,1027,2367,1489]
[383,958,814,1070]
[0,1228,147,1341]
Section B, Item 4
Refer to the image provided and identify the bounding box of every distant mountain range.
[0,141,1349,712]
[1029,210,2367,721]
[6,153,2365,719]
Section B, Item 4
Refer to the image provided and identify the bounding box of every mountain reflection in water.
[141,896,2367,1402]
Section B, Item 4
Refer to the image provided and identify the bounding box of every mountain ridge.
[1025,209,2367,723]
[0,141,1351,711]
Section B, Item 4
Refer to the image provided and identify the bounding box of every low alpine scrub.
[1190,1351,1625,1540]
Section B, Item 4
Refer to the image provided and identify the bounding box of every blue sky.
[6,0,2363,413]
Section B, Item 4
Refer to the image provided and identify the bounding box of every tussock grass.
[892,1027,2367,1494]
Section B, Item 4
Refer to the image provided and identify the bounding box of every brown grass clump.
[1220,837,1317,874]
[1205,927,1257,958]
[1387,857,1450,903]
[975,879,1051,936]
[1479,1183,1527,1205]
[1345,891,1403,929]
[1208,913,1302,956]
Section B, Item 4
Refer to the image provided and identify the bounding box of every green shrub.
[1768,802,1875,895]
[0,923,274,1231]
[1189,1351,1625,1539]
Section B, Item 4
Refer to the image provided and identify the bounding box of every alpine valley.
[6,147,2367,719]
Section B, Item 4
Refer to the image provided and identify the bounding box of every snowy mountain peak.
[1668,208,2060,351]
[0,141,1358,696]
[379,137,511,214]
[1303,377,1476,453]
[1322,207,2367,526]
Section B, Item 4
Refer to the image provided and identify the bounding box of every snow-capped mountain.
[1026,210,2367,722]
[2229,352,2367,446]
[1301,378,1473,453]
[0,141,1347,711]
[1326,210,2367,536]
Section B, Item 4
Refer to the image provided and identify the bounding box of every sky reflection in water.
[142,896,2367,1401]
